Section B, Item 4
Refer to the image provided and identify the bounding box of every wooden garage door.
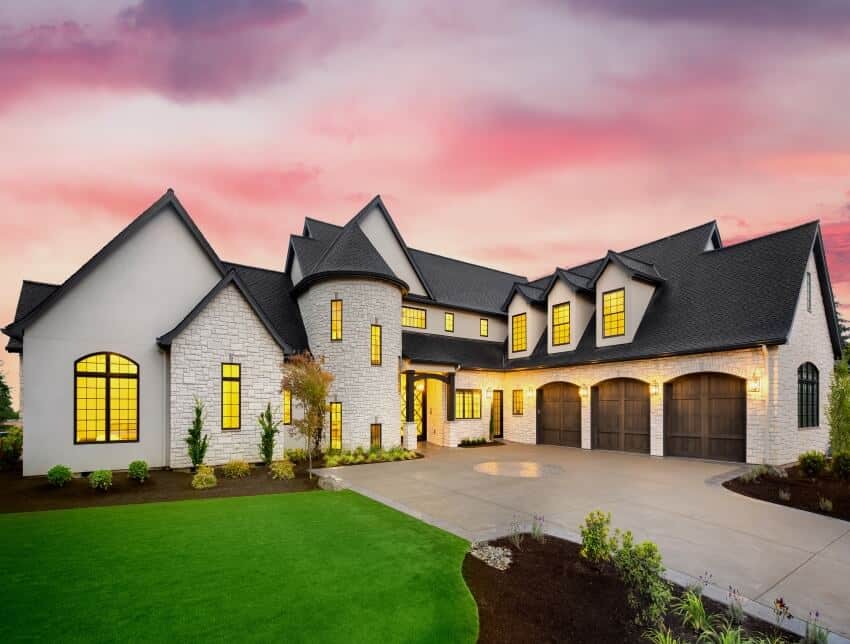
[591,379,650,453]
[664,373,746,462]
[537,382,581,447]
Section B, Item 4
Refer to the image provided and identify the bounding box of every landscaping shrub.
[89,469,112,491]
[818,497,833,513]
[671,590,710,633]
[257,402,281,466]
[740,464,769,484]
[798,450,826,478]
[0,425,23,468]
[643,626,680,644]
[831,450,850,480]
[269,459,295,480]
[128,460,149,483]
[221,459,250,479]
[579,510,618,564]
[459,437,487,447]
[285,448,308,464]
[779,488,791,502]
[191,465,217,489]
[828,353,850,454]
[47,465,72,487]
[185,397,209,470]
[613,530,672,627]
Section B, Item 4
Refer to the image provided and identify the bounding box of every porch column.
[404,370,415,422]
[446,373,456,421]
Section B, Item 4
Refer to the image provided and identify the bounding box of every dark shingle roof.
[402,332,506,369]
[289,235,328,274]
[589,251,664,287]
[5,281,60,352]
[303,217,342,241]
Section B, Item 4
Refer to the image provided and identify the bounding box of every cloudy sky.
[2,0,850,405]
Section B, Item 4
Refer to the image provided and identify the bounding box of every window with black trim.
[74,352,138,444]
[370,423,382,449]
[282,388,292,425]
[370,325,382,366]
[602,288,625,338]
[511,313,527,352]
[512,389,524,415]
[402,306,426,328]
[552,302,570,346]
[329,402,342,450]
[455,389,481,419]
[480,318,489,337]
[222,363,241,430]
[798,362,819,428]
[806,272,812,313]
[444,312,454,332]
[330,299,343,341]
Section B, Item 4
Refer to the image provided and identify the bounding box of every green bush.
[670,590,711,633]
[828,353,850,454]
[191,465,217,489]
[798,450,826,478]
[459,437,487,446]
[89,469,112,491]
[185,397,209,469]
[613,530,671,627]
[221,459,251,479]
[579,510,618,564]
[0,426,23,468]
[831,451,850,480]
[269,459,295,480]
[257,402,281,466]
[285,448,308,464]
[47,465,72,487]
[128,460,149,483]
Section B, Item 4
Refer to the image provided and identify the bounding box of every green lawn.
[0,491,478,643]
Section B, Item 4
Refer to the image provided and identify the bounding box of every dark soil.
[463,535,791,644]
[724,465,850,522]
[0,462,318,513]
[458,442,505,448]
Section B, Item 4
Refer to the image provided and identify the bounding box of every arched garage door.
[591,378,650,453]
[664,373,746,462]
[536,382,581,447]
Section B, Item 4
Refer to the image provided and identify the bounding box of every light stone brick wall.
[169,284,286,468]
[298,278,402,451]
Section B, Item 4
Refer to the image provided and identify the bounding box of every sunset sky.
[2,1,850,407]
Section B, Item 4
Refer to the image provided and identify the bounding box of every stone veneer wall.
[169,284,286,467]
[297,278,402,450]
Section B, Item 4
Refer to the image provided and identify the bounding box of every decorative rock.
[318,474,348,491]
[469,542,512,571]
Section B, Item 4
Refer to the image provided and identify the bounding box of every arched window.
[75,352,139,443]
[797,362,819,428]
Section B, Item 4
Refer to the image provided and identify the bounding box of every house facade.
[4,190,841,475]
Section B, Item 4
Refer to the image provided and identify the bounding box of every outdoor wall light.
[650,380,660,396]
[525,385,534,398]
[579,385,589,397]
[485,387,493,400]
[748,370,762,393]
[415,380,425,392]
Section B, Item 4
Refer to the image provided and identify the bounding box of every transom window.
[282,388,292,425]
[329,402,342,450]
[602,288,625,338]
[511,313,527,352]
[455,389,481,420]
[370,324,382,366]
[330,299,343,341]
[370,423,382,449]
[402,306,426,329]
[444,312,454,332]
[222,363,241,430]
[480,318,489,337]
[512,389,524,415]
[74,352,138,444]
[798,362,819,428]
[552,302,571,346]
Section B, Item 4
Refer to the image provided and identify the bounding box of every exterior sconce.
[525,385,534,398]
[650,381,660,396]
[415,380,425,392]
[579,385,589,397]
[485,387,493,400]
[748,370,761,393]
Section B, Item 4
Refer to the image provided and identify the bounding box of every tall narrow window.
[222,363,241,430]
[444,312,454,332]
[455,389,482,419]
[370,423,382,449]
[806,271,812,313]
[480,318,489,337]
[512,389,524,415]
[798,362,819,428]
[330,299,343,341]
[401,306,426,328]
[552,302,571,346]
[511,313,527,352]
[370,324,382,365]
[282,388,292,425]
[75,352,138,444]
[602,288,625,337]
[329,402,342,450]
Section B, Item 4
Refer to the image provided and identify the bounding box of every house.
[3,190,841,475]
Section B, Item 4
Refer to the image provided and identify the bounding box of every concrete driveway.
[320,443,850,638]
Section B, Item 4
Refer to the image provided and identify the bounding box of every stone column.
[650,387,664,456]
[403,421,418,451]
[580,394,592,449]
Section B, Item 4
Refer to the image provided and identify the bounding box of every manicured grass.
[0,491,478,643]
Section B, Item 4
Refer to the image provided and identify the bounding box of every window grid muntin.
[222,363,241,430]
[444,312,454,332]
[511,313,527,352]
[480,318,489,337]
[454,389,482,420]
[74,352,139,444]
[370,324,382,366]
[552,302,571,346]
[282,388,292,425]
[401,306,426,329]
[329,402,342,450]
[512,389,524,415]
[370,423,382,449]
[602,288,626,338]
[797,362,819,428]
[330,299,343,341]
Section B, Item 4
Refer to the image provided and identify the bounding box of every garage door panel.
[538,383,581,447]
[592,378,650,454]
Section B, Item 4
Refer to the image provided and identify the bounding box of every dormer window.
[444,312,454,332]
[402,306,426,329]
[552,302,570,346]
[512,313,527,352]
[602,289,625,338]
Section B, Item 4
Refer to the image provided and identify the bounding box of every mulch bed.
[724,465,850,521]
[0,462,318,514]
[458,442,505,448]
[463,535,790,644]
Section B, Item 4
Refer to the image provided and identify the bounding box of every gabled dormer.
[589,251,664,347]
[540,269,594,354]
[503,283,546,359]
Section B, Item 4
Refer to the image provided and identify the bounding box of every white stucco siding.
[20,206,222,475]
[773,252,836,463]
[595,263,657,347]
[401,301,507,341]
[169,284,288,468]
[547,279,594,354]
[507,294,545,360]
[298,278,402,450]
[358,207,427,296]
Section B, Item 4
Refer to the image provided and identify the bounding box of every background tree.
[828,349,850,454]
[258,402,281,466]
[185,397,209,471]
[834,298,850,351]
[0,360,16,424]
[282,352,334,478]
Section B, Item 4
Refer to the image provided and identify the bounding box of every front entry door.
[491,390,503,438]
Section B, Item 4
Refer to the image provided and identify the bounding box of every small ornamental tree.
[828,350,850,454]
[258,402,281,466]
[185,397,209,471]
[0,360,16,424]
[282,352,334,478]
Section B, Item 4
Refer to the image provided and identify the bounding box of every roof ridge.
[223,260,285,276]
[713,220,819,253]
[409,246,528,280]
[622,220,718,255]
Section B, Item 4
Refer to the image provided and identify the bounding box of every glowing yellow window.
[370,324,382,366]
[401,306,426,329]
[512,389,524,415]
[455,389,482,420]
[282,388,292,425]
[74,352,138,444]
[330,300,343,341]
[602,289,625,338]
[480,318,489,337]
[222,363,241,430]
[444,312,454,332]
[552,302,570,346]
[329,402,342,450]
[511,313,527,352]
